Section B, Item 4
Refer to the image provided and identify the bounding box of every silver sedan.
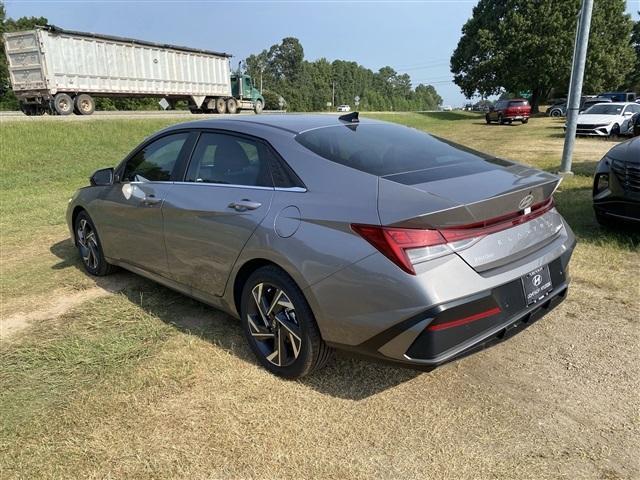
[67,113,576,378]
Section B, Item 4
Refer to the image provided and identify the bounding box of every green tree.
[450,0,635,112]
[627,14,640,92]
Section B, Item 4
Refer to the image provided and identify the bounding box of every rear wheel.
[215,97,226,114]
[74,94,95,115]
[240,266,332,378]
[521,118,529,124]
[550,109,562,117]
[498,114,505,124]
[485,113,491,124]
[53,93,74,115]
[74,211,115,276]
[226,97,238,114]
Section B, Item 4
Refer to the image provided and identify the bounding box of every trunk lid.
[378,163,562,272]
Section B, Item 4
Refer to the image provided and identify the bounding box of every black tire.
[240,266,333,378]
[53,93,74,115]
[550,109,562,117]
[498,114,505,124]
[215,97,226,114]
[74,94,95,115]
[254,99,263,114]
[609,124,620,139]
[74,211,115,276]
[485,113,491,124]
[521,118,529,124]
[226,97,238,114]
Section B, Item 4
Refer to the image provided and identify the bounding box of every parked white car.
[572,102,640,137]
[337,104,351,112]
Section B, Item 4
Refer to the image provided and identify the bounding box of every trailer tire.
[226,97,238,114]
[254,100,263,114]
[74,94,95,115]
[53,93,74,115]
[215,97,226,114]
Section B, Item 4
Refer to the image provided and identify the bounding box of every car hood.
[606,136,640,163]
[577,114,620,124]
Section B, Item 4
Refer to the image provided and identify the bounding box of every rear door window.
[508,100,528,107]
[184,132,273,187]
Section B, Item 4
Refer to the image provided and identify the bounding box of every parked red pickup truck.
[486,99,531,124]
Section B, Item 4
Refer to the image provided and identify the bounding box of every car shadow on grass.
[50,238,422,400]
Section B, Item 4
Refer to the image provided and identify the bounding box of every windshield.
[295,123,508,180]
[584,104,624,115]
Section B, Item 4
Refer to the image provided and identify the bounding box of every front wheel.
[254,100,263,114]
[74,211,115,276]
[609,124,620,139]
[240,266,333,378]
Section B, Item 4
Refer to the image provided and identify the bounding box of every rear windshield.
[295,123,506,178]
[508,100,529,107]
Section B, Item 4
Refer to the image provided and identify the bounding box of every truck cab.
[231,74,265,113]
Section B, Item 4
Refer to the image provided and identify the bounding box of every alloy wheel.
[76,218,99,270]
[246,283,302,367]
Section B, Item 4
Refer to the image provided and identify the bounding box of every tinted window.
[296,123,503,178]
[123,133,189,182]
[495,100,508,109]
[584,104,624,115]
[185,132,273,187]
[508,100,528,107]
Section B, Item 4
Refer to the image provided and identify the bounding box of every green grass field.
[1,112,638,479]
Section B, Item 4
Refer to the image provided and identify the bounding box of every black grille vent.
[611,158,640,192]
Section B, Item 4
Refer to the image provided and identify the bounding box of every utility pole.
[332,80,336,109]
[560,0,594,175]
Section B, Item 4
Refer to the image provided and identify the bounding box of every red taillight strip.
[440,197,555,243]
[426,306,502,332]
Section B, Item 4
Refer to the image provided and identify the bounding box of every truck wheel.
[226,98,238,114]
[215,97,226,114]
[254,100,264,114]
[53,93,74,115]
[74,94,95,115]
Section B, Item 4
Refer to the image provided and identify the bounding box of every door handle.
[141,194,161,206]
[228,200,262,212]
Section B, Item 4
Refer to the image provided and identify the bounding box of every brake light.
[352,197,555,275]
[427,306,502,331]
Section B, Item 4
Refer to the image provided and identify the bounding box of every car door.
[622,104,640,133]
[162,131,275,296]
[93,131,193,275]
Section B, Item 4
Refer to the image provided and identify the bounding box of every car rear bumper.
[307,218,576,369]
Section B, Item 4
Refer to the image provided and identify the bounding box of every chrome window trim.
[172,181,307,192]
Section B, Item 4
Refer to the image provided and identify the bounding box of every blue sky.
[5,1,640,106]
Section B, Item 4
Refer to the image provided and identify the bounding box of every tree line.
[243,37,442,111]
[451,0,640,112]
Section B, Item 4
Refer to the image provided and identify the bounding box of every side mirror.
[90,167,114,186]
[623,111,633,116]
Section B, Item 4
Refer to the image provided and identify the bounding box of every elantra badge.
[519,193,534,211]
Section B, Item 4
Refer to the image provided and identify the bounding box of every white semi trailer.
[2,25,265,115]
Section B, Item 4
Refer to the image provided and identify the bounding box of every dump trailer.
[2,25,265,115]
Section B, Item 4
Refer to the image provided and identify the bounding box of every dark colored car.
[579,97,612,113]
[598,92,637,103]
[631,112,640,137]
[593,137,640,226]
[486,99,531,124]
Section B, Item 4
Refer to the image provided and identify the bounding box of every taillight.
[352,197,556,275]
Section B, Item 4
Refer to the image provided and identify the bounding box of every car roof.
[164,114,384,135]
